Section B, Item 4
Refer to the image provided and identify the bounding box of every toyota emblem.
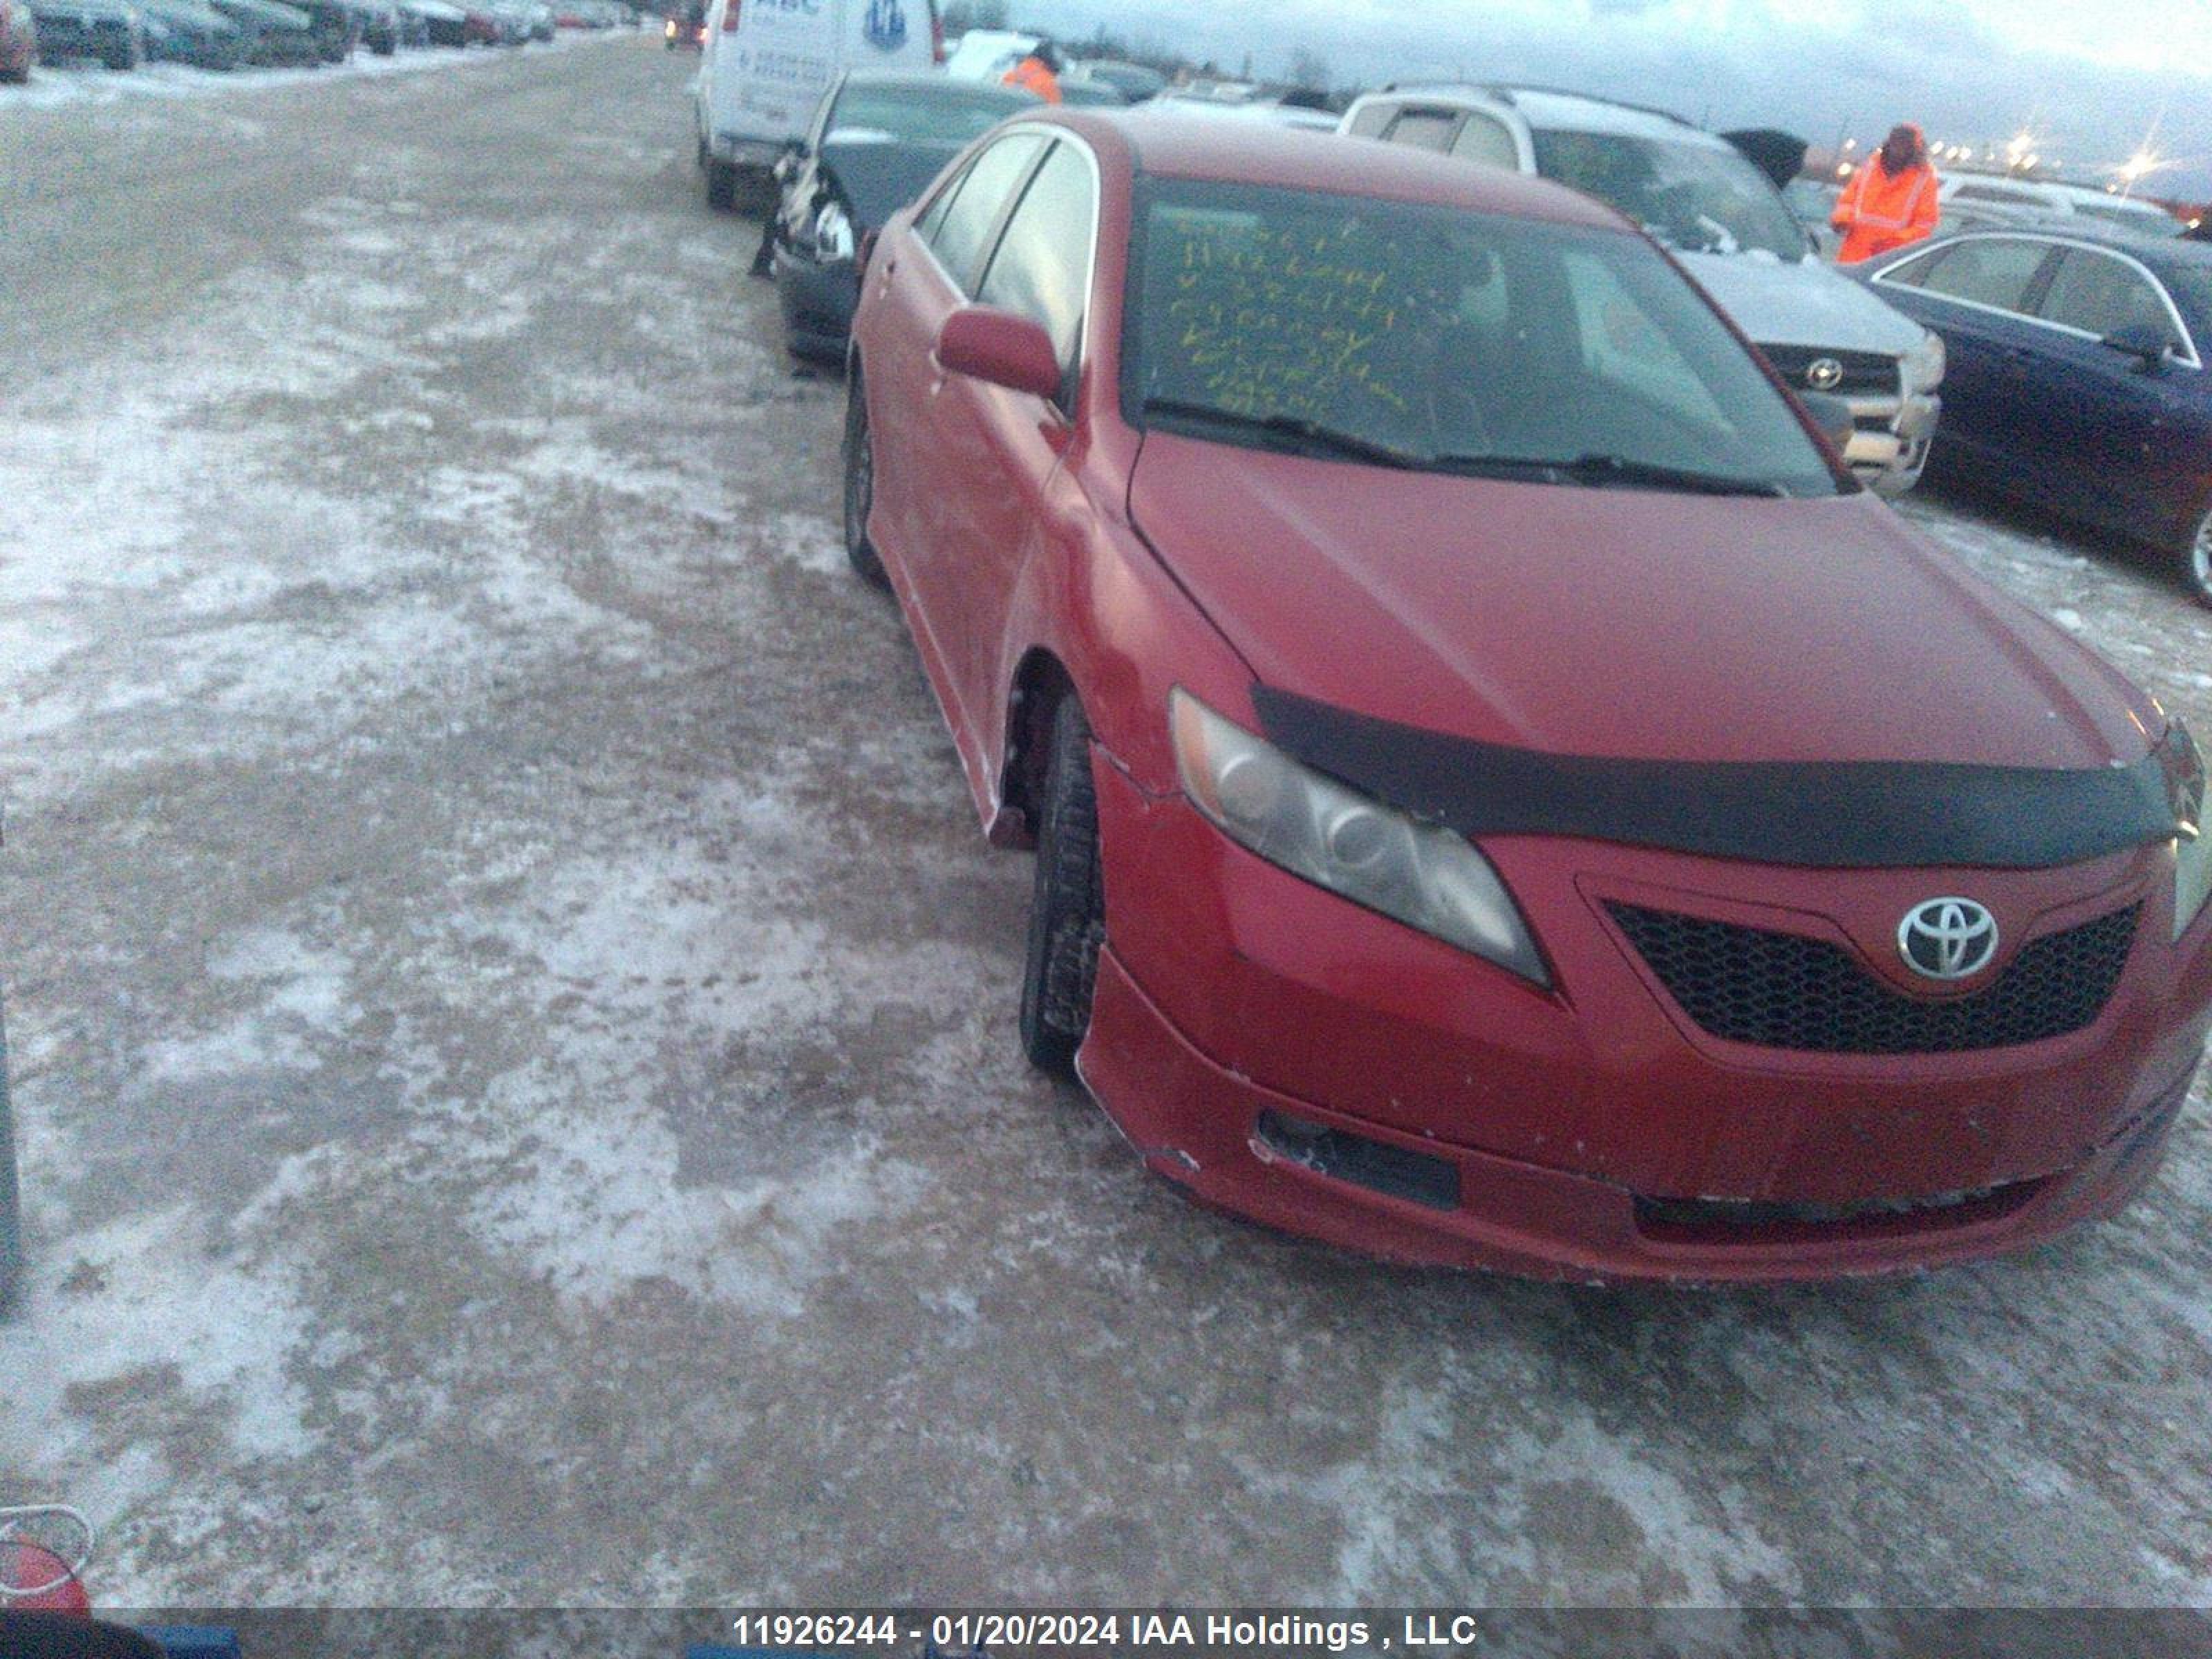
[1898,898,1998,982]
[1806,357,1846,392]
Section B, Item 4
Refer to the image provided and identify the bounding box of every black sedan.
[760,71,1036,361]
[1865,225,2212,606]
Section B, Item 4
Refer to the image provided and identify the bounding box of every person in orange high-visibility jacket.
[1003,41,1064,104]
[1831,123,1940,263]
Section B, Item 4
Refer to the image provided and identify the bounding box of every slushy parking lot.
[2,30,2211,1614]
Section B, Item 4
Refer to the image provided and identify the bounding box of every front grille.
[1756,344,1900,400]
[1607,902,2139,1055]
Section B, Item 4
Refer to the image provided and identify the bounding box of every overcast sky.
[1013,0,2212,197]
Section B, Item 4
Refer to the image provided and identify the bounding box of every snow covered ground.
[0,31,601,114]
[0,35,2207,1630]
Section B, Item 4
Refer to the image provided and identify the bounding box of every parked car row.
[742,72,1946,500]
[814,104,2212,1282]
[731,60,2212,612]
[0,0,616,73]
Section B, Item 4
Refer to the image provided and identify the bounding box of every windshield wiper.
[1141,398,1427,470]
[1431,451,1789,498]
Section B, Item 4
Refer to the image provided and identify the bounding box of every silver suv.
[1342,85,1947,495]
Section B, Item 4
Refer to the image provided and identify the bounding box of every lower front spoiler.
[1076,948,2189,1284]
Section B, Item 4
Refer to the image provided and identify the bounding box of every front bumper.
[1082,760,2212,1282]
[1083,949,2194,1282]
[709,132,788,169]
[1847,390,1940,498]
[771,247,859,360]
[147,27,247,66]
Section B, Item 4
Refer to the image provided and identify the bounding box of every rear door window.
[1915,238,2054,315]
[1383,109,1460,153]
[976,141,1096,386]
[2036,248,2184,351]
[924,131,1048,292]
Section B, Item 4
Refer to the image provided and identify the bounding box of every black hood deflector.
[1253,685,2179,870]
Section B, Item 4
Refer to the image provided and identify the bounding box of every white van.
[939,26,1032,83]
[695,0,942,211]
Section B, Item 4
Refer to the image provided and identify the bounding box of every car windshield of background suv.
[1125,177,1844,498]
[1531,129,1809,261]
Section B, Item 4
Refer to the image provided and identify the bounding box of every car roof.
[1354,82,1724,149]
[1910,221,2212,272]
[1028,107,1632,233]
[1942,176,2068,203]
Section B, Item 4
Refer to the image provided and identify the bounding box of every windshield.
[825,84,1031,147]
[1123,177,1844,498]
[1531,129,1809,260]
[2155,263,2212,350]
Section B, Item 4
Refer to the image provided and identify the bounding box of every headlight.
[1170,690,1548,984]
[2164,721,2211,939]
[1903,328,1945,395]
[814,201,855,262]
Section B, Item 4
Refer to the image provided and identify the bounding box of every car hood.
[819,139,962,232]
[1127,432,2159,770]
[1677,249,1926,355]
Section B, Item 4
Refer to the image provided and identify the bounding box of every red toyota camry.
[841,109,2212,1281]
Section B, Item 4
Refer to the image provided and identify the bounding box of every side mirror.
[935,305,1065,400]
[1799,390,1857,453]
[2103,322,2171,372]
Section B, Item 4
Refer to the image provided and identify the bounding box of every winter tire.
[2185,503,2212,609]
[841,379,887,588]
[705,159,736,211]
[1020,696,1106,1078]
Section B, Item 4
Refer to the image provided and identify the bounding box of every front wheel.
[841,379,888,588]
[1019,697,1106,1078]
[2183,503,2212,608]
[704,158,736,212]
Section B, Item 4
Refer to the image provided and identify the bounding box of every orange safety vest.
[1003,56,1062,104]
[1832,152,1940,264]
